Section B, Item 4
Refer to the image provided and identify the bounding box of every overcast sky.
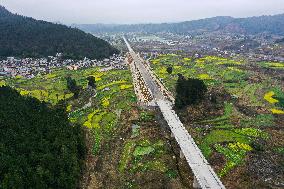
[1,0,284,24]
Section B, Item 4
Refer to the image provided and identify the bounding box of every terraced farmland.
[1,55,283,188]
[1,67,195,188]
[150,54,284,188]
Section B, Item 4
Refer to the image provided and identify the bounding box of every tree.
[0,86,86,188]
[66,76,80,98]
[87,76,96,89]
[175,74,207,109]
[0,6,118,60]
[166,66,173,74]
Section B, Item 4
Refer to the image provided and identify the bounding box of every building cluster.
[123,32,284,63]
[0,53,127,79]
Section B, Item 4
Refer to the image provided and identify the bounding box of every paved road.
[124,37,226,189]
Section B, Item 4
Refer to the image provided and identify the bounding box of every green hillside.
[0,86,86,188]
[0,6,118,59]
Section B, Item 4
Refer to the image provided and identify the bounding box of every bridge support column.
[179,150,184,159]
[193,176,201,189]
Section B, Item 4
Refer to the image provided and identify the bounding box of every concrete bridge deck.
[157,100,225,189]
[123,36,226,189]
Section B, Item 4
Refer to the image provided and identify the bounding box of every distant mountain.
[0,6,118,59]
[74,16,234,34]
[74,14,284,36]
[276,38,284,44]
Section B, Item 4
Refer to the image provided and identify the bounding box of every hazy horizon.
[1,0,284,25]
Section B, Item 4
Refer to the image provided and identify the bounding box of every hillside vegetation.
[0,86,86,189]
[0,6,118,59]
[0,66,195,188]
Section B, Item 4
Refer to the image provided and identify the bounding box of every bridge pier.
[193,176,202,188]
[179,150,185,159]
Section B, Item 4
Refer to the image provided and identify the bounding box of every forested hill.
[75,14,284,36]
[0,6,118,59]
[0,86,86,188]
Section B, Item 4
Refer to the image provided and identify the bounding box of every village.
[0,53,127,79]
[98,32,284,64]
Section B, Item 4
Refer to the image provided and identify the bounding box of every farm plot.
[1,66,191,188]
[3,67,136,156]
[150,54,284,185]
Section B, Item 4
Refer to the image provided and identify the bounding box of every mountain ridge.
[0,6,118,59]
[74,13,284,35]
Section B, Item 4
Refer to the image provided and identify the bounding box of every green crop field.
[1,66,187,188]
[150,54,284,177]
[2,67,136,155]
[1,54,283,187]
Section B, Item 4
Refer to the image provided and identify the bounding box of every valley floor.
[1,66,196,189]
[1,54,283,188]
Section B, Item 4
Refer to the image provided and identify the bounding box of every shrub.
[166,66,173,74]
[87,76,96,89]
[175,74,207,109]
[66,76,81,98]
